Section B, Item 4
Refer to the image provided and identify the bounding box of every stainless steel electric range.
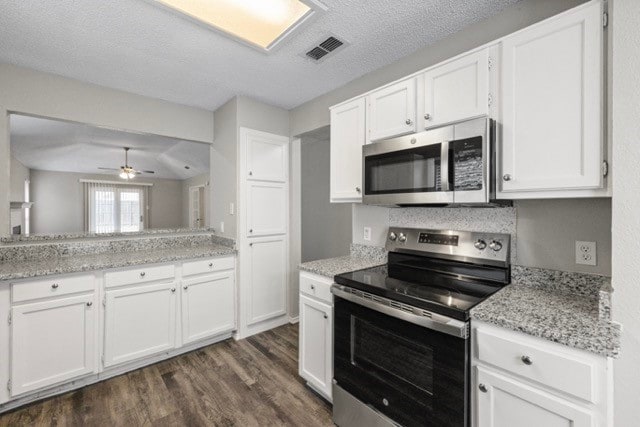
[331,227,511,427]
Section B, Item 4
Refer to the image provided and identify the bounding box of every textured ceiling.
[11,115,210,180]
[0,0,520,111]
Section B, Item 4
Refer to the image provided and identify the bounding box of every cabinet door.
[11,294,96,396]
[367,78,417,141]
[181,272,235,344]
[499,1,603,195]
[245,129,289,182]
[246,236,287,325]
[247,181,287,237]
[476,367,593,427]
[299,294,332,400]
[330,98,365,203]
[423,49,489,128]
[104,282,177,367]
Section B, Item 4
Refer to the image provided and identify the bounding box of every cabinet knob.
[405,119,412,125]
[521,355,533,365]
[140,272,146,278]
[51,283,59,289]
[249,229,253,233]
[209,262,213,267]
[323,314,328,319]
[170,288,176,293]
[355,186,361,193]
[86,302,93,307]
[250,243,253,247]
[310,284,315,290]
[183,286,188,290]
[478,383,488,393]
[249,171,253,176]
[503,174,512,182]
[424,113,431,120]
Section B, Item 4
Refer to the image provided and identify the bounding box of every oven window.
[453,136,483,191]
[364,143,442,194]
[352,317,433,396]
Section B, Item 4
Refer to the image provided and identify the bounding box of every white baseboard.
[288,316,299,324]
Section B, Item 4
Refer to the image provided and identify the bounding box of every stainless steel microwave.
[362,117,495,206]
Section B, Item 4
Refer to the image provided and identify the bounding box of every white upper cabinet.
[367,78,417,142]
[245,129,289,182]
[499,1,604,197]
[330,97,366,203]
[423,49,490,129]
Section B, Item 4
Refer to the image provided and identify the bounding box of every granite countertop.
[299,256,386,279]
[0,244,236,281]
[471,283,621,358]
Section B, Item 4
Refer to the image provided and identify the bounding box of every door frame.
[188,184,206,228]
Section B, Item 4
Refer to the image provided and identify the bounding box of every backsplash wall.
[353,198,612,276]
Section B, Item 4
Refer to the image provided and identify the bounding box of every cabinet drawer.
[105,264,175,288]
[182,256,235,277]
[300,272,333,304]
[12,274,95,303]
[475,325,596,402]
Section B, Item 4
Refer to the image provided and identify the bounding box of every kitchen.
[0,0,637,426]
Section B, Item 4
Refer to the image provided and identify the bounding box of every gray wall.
[611,0,640,423]
[29,170,183,234]
[301,137,351,262]
[289,0,588,137]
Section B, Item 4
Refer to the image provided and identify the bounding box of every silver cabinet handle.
[355,186,361,193]
[51,283,59,289]
[86,302,93,307]
[405,119,412,125]
[521,355,533,365]
[478,383,488,393]
[503,174,512,182]
[424,113,431,120]
[140,272,146,278]
[208,262,213,267]
[170,288,176,293]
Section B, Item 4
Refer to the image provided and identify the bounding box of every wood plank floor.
[0,324,333,426]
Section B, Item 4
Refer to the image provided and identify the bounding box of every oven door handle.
[331,285,468,338]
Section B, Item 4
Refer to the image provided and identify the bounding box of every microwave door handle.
[440,140,452,192]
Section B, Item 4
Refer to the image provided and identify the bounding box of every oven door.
[332,290,469,427]
[362,126,454,206]
[451,117,492,204]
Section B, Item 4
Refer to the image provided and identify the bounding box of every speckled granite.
[389,206,517,261]
[0,244,235,281]
[210,234,236,249]
[299,255,386,279]
[0,234,227,262]
[350,244,388,263]
[471,285,621,358]
[512,265,609,299]
[0,228,217,243]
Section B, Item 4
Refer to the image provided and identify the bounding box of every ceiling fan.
[98,147,155,180]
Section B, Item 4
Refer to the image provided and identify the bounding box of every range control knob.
[398,233,407,243]
[474,239,487,250]
[489,240,503,251]
[389,232,398,241]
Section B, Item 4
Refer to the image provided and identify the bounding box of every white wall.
[301,137,351,262]
[29,170,184,234]
[0,63,214,235]
[611,0,640,424]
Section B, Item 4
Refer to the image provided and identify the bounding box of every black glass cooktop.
[333,253,509,321]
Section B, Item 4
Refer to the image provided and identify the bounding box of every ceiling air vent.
[304,35,348,62]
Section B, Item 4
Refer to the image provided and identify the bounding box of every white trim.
[288,316,299,324]
[79,179,154,187]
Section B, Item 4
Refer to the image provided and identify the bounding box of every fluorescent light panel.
[153,0,313,50]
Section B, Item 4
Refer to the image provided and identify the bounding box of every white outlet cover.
[363,227,372,241]
[575,241,597,266]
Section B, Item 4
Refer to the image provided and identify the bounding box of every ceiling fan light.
[119,171,129,179]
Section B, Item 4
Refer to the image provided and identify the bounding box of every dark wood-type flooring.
[0,324,333,426]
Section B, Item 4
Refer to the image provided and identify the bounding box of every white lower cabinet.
[104,282,177,367]
[181,272,235,345]
[298,272,333,401]
[10,293,96,396]
[473,321,611,427]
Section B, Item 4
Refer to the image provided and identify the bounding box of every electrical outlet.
[575,241,597,266]
[220,221,225,233]
[363,227,372,242]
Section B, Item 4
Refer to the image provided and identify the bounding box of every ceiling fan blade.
[97,167,120,171]
[137,170,155,174]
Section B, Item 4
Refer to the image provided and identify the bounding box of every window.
[85,182,147,233]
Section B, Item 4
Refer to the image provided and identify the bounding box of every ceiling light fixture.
[148,0,327,52]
